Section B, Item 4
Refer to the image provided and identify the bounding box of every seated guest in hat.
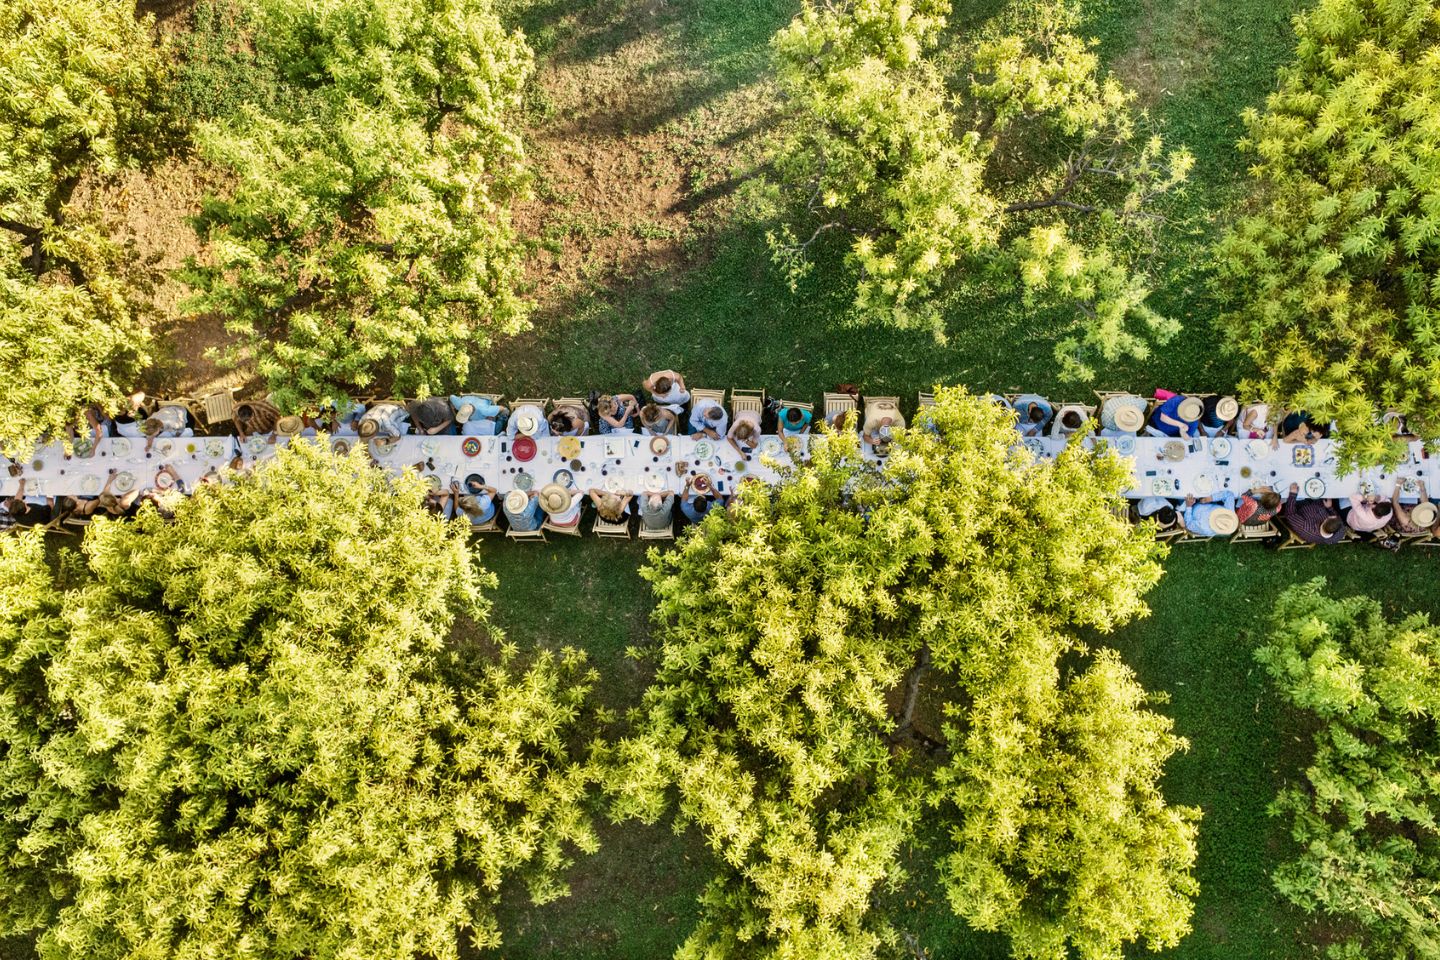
[778,405,813,436]
[1238,403,1272,439]
[588,487,633,523]
[1280,483,1347,545]
[506,402,550,439]
[1391,481,1437,536]
[1048,406,1090,438]
[1012,394,1054,437]
[1131,495,1178,529]
[1148,393,1202,437]
[689,397,729,440]
[1277,408,1327,444]
[502,489,544,532]
[644,369,690,413]
[1235,486,1282,526]
[1343,489,1394,537]
[1200,396,1240,437]
[1099,395,1147,435]
[451,395,507,436]
[357,401,410,440]
[639,403,679,436]
[728,410,762,455]
[640,491,675,532]
[1181,492,1241,538]
[234,399,282,441]
[548,402,590,437]
[538,483,582,528]
[407,397,455,436]
[597,394,639,434]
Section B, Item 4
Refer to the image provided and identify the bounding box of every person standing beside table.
[643,369,690,413]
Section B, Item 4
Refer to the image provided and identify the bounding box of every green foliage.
[1256,579,1440,960]
[0,0,169,452]
[170,0,310,124]
[609,388,1196,959]
[183,0,534,412]
[0,442,600,959]
[1215,0,1440,470]
[764,0,1190,373]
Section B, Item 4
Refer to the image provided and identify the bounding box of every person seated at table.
[1389,480,1435,537]
[826,408,857,432]
[728,410,762,455]
[538,484,582,528]
[548,402,589,437]
[1131,495,1178,529]
[1200,396,1239,437]
[234,399,282,440]
[1235,486,1282,526]
[452,395,507,436]
[680,477,716,524]
[1148,393,1202,437]
[140,404,195,453]
[1098,395,1146,435]
[357,401,410,440]
[456,478,498,527]
[1238,403,1271,439]
[1280,483,1347,545]
[640,491,675,532]
[644,369,690,412]
[74,470,140,519]
[1012,394,1053,437]
[589,487,633,523]
[1343,489,1394,537]
[506,402,549,438]
[407,397,455,436]
[319,399,365,436]
[1049,407,1090,438]
[639,403,678,436]
[1276,409,1327,445]
[136,486,185,522]
[423,484,456,519]
[597,394,638,434]
[502,489,544,532]
[1180,492,1241,538]
[110,392,149,438]
[778,404,813,436]
[689,397,728,439]
[71,405,110,455]
[11,479,53,526]
[861,399,906,443]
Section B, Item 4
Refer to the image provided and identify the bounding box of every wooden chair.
[730,389,765,420]
[775,399,815,433]
[917,392,935,409]
[198,388,237,428]
[512,398,550,412]
[823,392,857,428]
[1050,403,1097,436]
[1231,520,1278,543]
[690,388,727,431]
[1275,523,1315,550]
[467,519,501,535]
[593,515,631,538]
[638,519,675,541]
[504,526,547,543]
[542,518,583,537]
[552,397,591,434]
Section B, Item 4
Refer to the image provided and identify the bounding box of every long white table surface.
[3,431,1436,505]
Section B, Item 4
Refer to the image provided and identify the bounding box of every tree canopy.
[184,0,534,412]
[0,0,169,453]
[608,388,1198,960]
[0,441,599,959]
[1256,579,1440,960]
[763,0,1191,376]
[1215,0,1440,470]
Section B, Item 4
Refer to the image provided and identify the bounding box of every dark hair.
[705,405,724,421]
[1374,502,1393,519]
[1060,410,1084,429]
[653,375,673,394]
[1321,517,1343,537]
[6,497,25,516]
[1154,506,1177,527]
[692,495,713,516]
[1028,403,1046,423]
[1258,491,1281,511]
[235,403,254,421]
[641,404,664,426]
[548,412,571,434]
[785,407,805,424]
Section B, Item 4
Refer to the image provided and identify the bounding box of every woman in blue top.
[1149,394,1202,437]
[778,405,813,435]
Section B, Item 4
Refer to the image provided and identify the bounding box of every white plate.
[1245,440,1270,459]
[79,474,102,495]
[1304,477,1326,498]
[1192,474,1215,495]
[604,476,624,493]
[113,471,136,493]
[246,436,269,455]
[205,439,227,458]
[1110,435,1136,456]
[1151,478,1175,496]
[514,472,534,491]
[604,440,625,458]
[155,471,176,490]
[644,473,667,492]
[1356,479,1375,497]
[155,439,175,457]
[1210,438,1232,458]
[420,440,439,457]
[757,436,783,456]
[692,440,714,461]
[110,438,132,458]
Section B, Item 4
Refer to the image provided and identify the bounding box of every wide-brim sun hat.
[1209,508,1240,536]
[1411,501,1439,527]
[1176,397,1204,422]
[1112,401,1145,433]
[276,415,304,436]
[514,415,539,436]
[1215,396,1240,421]
[503,489,529,513]
[538,483,573,514]
[357,419,379,438]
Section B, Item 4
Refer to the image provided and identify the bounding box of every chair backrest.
[553,397,586,409]
[513,398,550,411]
[1231,521,1277,542]
[505,527,547,543]
[593,516,631,538]
[638,521,675,541]
[1052,403,1097,433]
[731,389,765,418]
[199,388,237,427]
[823,392,857,419]
[691,388,726,406]
[542,519,582,537]
[778,399,814,413]
[917,392,935,409]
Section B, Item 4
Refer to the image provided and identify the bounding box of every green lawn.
[464,0,1440,958]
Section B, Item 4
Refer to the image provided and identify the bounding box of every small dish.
[1304,477,1326,498]
[79,474,102,495]
[30,459,44,471]
[650,436,671,455]
[113,471,136,493]
[514,471,534,491]
[205,438,226,458]
[553,468,575,487]
[604,476,624,493]
[1245,440,1270,459]
[692,439,714,460]
[1210,437,1232,459]
[185,442,198,455]
[733,460,747,473]
[462,437,482,457]
[155,471,176,490]
[111,438,132,458]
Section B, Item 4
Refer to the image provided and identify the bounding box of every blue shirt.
[1151,396,1200,437]
[778,406,813,434]
[689,399,729,436]
[504,498,544,531]
[680,495,712,523]
[1181,490,1236,537]
[1012,394,1053,437]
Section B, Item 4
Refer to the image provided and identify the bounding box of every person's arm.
[620,495,633,512]
[1392,481,1412,528]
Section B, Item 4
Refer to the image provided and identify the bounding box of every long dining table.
[3,429,1436,506]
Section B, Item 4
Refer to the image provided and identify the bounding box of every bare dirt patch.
[1110,0,1221,108]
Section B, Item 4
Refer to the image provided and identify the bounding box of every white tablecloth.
[1,436,238,498]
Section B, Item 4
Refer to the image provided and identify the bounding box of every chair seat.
[505,527,547,543]
[593,517,631,538]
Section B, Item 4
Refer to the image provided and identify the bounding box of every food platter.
[557,437,582,459]
[1400,476,1419,494]
[246,436,269,455]
[1292,444,1315,468]
[649,436,671,455]
[1151,477,1176,496]
[112,471,136,493]
[691,439,715,461]
[205,438,227,458]
[1304,477,1327,499]
[462,437,482,457]
[1210,437,1232,459]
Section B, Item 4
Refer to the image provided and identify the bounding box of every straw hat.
[357,418,379,439]
[455,402,475,423]
[1411,501,1439,527]
[538,483,573,515]
[1112,400,1145,433]
[276,415,304,436]
[503,489,530,514]
[514,414,539,436]
[1209,508,1240,536]
[1176,397,1204,422]
[1215,396,1239,421]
